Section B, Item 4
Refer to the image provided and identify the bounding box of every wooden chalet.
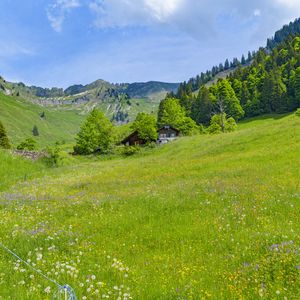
[157,125,180,144]
[121,125,180,146]
[121,131,146,146]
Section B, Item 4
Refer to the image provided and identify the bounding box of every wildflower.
[36,253,43,261]
[44,286,51,294]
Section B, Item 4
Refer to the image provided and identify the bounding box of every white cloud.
[144,0,183,21]
[87,0,300,40]
[89,0,183,28]
[254,9,261,17]
[47,0,81,32]
[0,41,35,58]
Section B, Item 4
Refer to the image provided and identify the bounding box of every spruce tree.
[0,121,11,149]
[216,79,245,120]
[191,86,213,125]
[241,55,246,65]
[224,59,230,70]
[294,67,300,108]
[32,125,39,136]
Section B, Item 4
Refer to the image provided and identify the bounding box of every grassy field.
[0,93,157,149]
[0,113,299,299]
[0,93,85,147]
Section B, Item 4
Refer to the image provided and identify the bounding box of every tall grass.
[0,113,299,299]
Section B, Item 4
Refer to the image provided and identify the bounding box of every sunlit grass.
[0,113,299,299]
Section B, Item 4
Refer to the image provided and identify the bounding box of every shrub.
[208,114,237,134]
[119,145,140,156]
[0,121,11,149]
[17,138,36,151]
[45,145,74,167]
[225,117,238,132]
[295,108,300,116]
[208,122,222,134]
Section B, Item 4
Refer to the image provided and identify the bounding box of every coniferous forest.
[171,34,300,126]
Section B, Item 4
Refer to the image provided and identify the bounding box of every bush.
[226,117,238,132]
[17,138,37,151]
[208,122,222,134]
[119,145,140,156]
[295,108,300,116]
[0,121,11,149]
[44,145,74,167]
[208,114,237,134]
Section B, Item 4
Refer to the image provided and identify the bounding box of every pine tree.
[240,82,251,106]
[0,121,11,149]
[241,55,246,65]
[224,59,230,70]
[247,51,252,62]
[216,79,245,120]
[261,70,287,113]
[32,125,39,136]
[191,86,213,125]
[294,66,300,108]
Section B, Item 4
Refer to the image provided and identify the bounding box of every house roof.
[121,130,139,144]
[157,125,180,133]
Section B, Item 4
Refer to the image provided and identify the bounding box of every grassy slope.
[0,93,157,148]
[0,114,300,299]
[0,93,85,147]
[0,150,46,192]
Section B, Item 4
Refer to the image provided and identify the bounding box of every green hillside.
[0,113,299,299]
[0,77,178,124]
[0,92,84,147]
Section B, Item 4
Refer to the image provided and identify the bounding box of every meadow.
[0,92,85,147]
[0,113,299,299]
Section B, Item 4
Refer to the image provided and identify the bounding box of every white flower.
[44,286,51,294]
[91,275,96,280]
[36,253,43,261]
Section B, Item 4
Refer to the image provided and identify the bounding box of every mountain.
[0,76,179,124]
[267,18,300,50]
[173,19,300,127]
[176,17,300,99]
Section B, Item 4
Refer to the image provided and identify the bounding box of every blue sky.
[0,0,300,88]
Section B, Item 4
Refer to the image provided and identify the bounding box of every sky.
[0,0,300,88]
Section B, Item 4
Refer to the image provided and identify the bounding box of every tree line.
[170,35,300,127]
[174,52,255,97]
